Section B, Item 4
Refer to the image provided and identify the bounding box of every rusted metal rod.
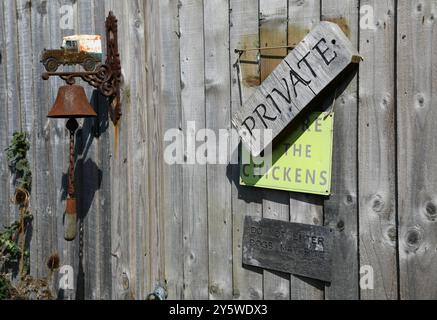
[235,45,295,53]
[65,119,79,242]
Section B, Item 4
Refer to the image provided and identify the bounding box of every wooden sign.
[232,21,361,157]
[243,216,334,282]
[240,112,334,195]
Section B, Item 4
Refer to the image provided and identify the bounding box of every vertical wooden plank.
[16,0,35,282]
[397,0,437,300]
[359,0,398,300]
[119,0,132,300]
[146,0,189,298]
[321,0,360,300]
[179,0,208,300]
[288,0,325,301]
[259,0,290,300]
[3,0,21,226]
[40,0,61,297]
[93,89,113,300]
[105,0,149,300]
[126,0,149,300]
[144,0,162,297]
[93,0,112,300]
[30,0,54,286]
[157,0,184,300]
[230,0,264,300]
[76,0,100,300]
[204,0,233,300]
[0,0,10,228]
[105,0,134,300]
[16,0,34,134]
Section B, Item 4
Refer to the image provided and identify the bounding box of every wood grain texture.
[1,0,437,301]
[157,0,184,300]
[93,0,112,300]
[179,0,208,300]
[109,0,151,300]
[16,0,38,287]
[145,0,167,297]
[359,0,398,300]
[45,0,68,299]
[397,0,437,300]
[259,0,290,301]
[144,0,161,297]
[77,0,99,300]
[230,0,264,300]
[3,0,21,226]
[321,0,360,300]
[204,0,233,300]
[105,0,134,300]
[30,0,52,286]
[16,0,34,134]
[126,0,149,300]
[0,0,10,229]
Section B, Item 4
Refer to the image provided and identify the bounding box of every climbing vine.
[0,132,52,300]
[5,132,32,191]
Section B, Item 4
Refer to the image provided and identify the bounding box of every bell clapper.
[65,118,79,241]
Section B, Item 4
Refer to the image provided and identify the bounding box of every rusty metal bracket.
[42,12,122,126]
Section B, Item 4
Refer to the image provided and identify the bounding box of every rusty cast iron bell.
[48,85,97,119]
[48,84,97,241]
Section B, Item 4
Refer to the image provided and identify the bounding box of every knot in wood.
[386,226,397,245]
[337,220,345,232]
[371,194,385,214]
[425,201,437,222]
[405,227,423,253]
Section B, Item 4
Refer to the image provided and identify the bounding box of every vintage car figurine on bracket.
[41,35,103,72]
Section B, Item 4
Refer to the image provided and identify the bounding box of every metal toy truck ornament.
[232,22,362,157]
[41,35,103,72]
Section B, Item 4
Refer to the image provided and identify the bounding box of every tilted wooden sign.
[243,216,334,282]
[232,22,361,157]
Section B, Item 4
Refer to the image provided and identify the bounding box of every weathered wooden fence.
[0,0,436,300]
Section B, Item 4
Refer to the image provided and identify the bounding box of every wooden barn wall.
[0,0,436,300]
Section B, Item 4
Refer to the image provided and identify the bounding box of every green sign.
[240,112,334,196]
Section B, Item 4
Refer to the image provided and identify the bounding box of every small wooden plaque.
[243,216,334,282]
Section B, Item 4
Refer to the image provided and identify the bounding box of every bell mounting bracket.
[42,12,122,126]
